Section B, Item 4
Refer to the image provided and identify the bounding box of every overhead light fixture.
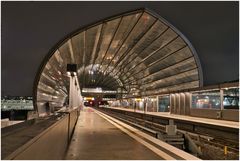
[67,64,77,77]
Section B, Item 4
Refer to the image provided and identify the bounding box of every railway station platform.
[2,106,238,160]
[65,106,199,160]
[107,107,239,129]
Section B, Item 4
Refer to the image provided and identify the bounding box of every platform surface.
[108,107,239,129]
[65,107,163,160]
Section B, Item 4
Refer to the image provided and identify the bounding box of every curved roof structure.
[34,8,203,113]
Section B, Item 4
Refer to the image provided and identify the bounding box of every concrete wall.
[221,109,239,121]
[11,115,69,160]
[4,109,79,160]
[190,108,239,121]
[68,109,79,140]
[190,108,221,119]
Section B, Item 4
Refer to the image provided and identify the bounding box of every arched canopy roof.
[34,8,203,113]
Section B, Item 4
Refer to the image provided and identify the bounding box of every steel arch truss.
[34,8,203,112]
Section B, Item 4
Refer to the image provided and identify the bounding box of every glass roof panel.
[135,57,196,84]
[85,25,102,66]
[144,80,199,96]
[103,13,142,70]
[117,21,168,73]
[148,46,193,74]
[142,68,199,91]
[117,29,182,83]
[114,12,156,70]
[58,40,72,64]
[93,18,121,67]
[71,32,85,67]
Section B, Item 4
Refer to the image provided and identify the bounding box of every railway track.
[94,107,239,160]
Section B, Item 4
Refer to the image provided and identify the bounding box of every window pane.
[158,95,170,112]
[223,88,239,109]
[192,90,221,109]
[146,97,157,112]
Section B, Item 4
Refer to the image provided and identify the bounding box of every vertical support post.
[189,92,192,109]
[69,75,82,109]
[69,75,74,108]
[169,95,172,113]
[175,94,180,114]
[220,89,224,110]
[73,77,78,108]
[146,97,148,113]
[180,93,185,115]
[156,95,159,112]
[224,146,228,155]
[170,94,175,114]
[143,98,146,114]
[184,92,191,115]
[134,100,136,112]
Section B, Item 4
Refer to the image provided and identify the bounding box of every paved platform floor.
[65,107,163,160]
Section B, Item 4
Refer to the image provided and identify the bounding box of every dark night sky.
[1,1,239,96]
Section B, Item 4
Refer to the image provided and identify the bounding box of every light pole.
[67,64,78,109]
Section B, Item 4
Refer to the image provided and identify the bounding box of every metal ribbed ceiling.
[34,8,203,113]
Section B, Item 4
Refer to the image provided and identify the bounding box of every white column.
[72,76,77,108]
[69,76,74,108]
[69,75,82,109]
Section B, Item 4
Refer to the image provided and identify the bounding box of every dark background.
[2,1,239,96]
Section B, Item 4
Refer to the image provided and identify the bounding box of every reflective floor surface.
[65,107,163,160]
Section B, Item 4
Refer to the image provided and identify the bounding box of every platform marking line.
[93,108,201,160]
[93,109,176,160]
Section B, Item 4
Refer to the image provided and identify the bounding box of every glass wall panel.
[192,90,221,109]
[223,88,239,109]
[120,99,130,108]
[146,97,157,112]
[136,101,144,111]
[111,100,121,107]
[158,95,170,112]
[128,99,134,110]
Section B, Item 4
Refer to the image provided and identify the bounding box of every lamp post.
[67,64,78,109]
